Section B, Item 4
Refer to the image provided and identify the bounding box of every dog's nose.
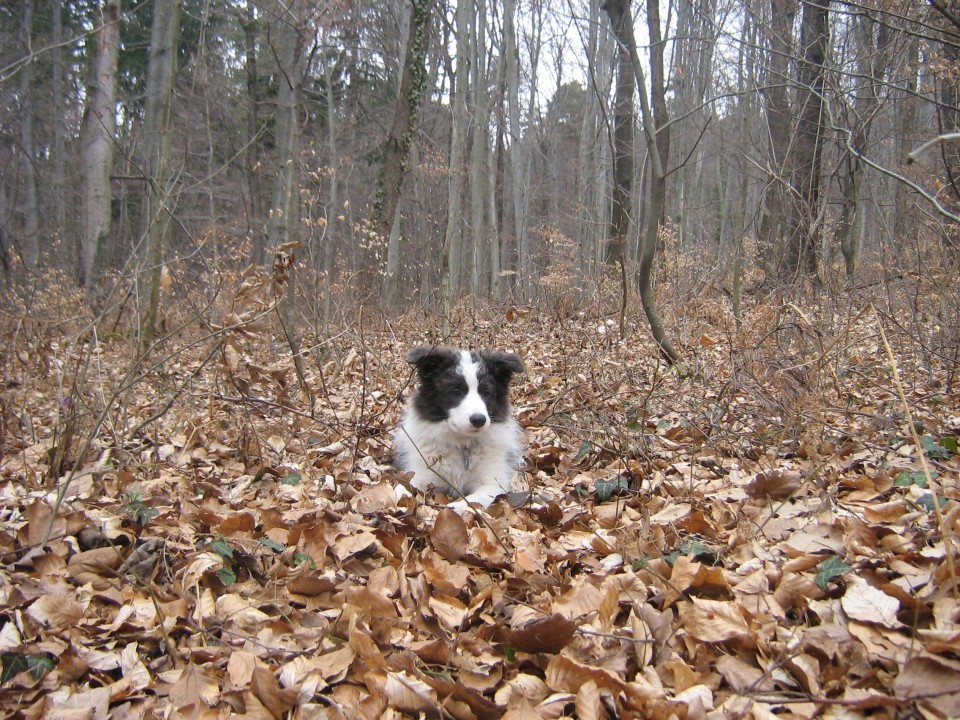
[469,414,487,428]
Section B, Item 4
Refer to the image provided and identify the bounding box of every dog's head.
[407,347,524,436]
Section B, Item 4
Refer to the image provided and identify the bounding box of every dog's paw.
[446,499,475,515]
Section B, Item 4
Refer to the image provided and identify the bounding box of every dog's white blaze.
[446,350,489,435]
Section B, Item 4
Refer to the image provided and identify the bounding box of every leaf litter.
[1,281,959,719]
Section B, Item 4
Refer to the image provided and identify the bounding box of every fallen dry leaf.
[431,508,470,562]
[841,576,901,629]
[169,662,220,709]
[499,613,577,654]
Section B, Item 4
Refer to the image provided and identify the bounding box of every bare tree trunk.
[519,1,543,297]
[893,35,919,262]
[18,0,40,270]
[606,7,634,268]
[838,16,889,284]
[786,0,829,280]
[382,3,411,309]
[469,0,489,296]
[142,0,182,346]
[731,10,756,327]
[442,0,471,314]
[267,1,310,393]
[758,0,797,277]
[267,5,305,253]
[647,0,671,225]
[604,0,680,364]
[674,0,717,247]
[503,0,529,297]
[320,42,339,330]
[577,0,602,279]
[241,1,266,266]
[80,0,121,290]
[372,0,432,239]
[52,0,67,248]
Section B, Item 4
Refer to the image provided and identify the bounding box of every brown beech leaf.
[251,665,292,720]
[841,576,901,629]
[169,662,220,709]
[26,593,85,630]
[715,654,774,693]
[377,670,438,712]
[502,695,543,720]
[500,613,577,654]
[431,508,469,562]
[575,679,603,720]
[745,469,802,499]
[680,598,753,644]
[545,653,624,694]
[219,511,256,534]
[68,546,124,590]
[894,655,960,717]
[420,672,502,720]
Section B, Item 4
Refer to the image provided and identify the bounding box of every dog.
[394,347,525,510]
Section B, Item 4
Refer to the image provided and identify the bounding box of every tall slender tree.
[80,0,121,289]
[240,1,266,266]
[442,0,471,310]
[606,2,633,268]
[372,0,433,240]
[604,0,679,364]
[787,0,829,279]
[18,0,39,269]
[142,0,182,345]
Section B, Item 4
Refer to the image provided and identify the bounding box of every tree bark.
[80,0,121,290]
[52,0,67,245]
[241,2,266,267]
[606,5,634,268]
[577,0,602,278]
[503,0,529,297]
[838,14,889,284]
[758,0,797,277]
[372,0,432,239]
[786,0,829,280]
[604,0,680,365]
[18,0,40,269]
[442,0,471,311]
[142,0,182,346]
[469,0,489,295]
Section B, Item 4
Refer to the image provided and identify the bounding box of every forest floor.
[1,276,959,719]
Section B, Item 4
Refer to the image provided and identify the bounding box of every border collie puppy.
[394,347,525,510]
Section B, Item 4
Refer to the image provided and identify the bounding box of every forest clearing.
[3,0,960,717]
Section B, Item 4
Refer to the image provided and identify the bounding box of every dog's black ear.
[481,350,525,379]
[407,346,459,379]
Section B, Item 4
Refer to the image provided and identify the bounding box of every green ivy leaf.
[574,441,594,461]
[218,566,236,586]
[210,538,234,560]
[917,494,948,512]
[27,655,55,680]
[0,653,54,683]
[921,435,952,460]
[595,476,629,503]
[260,538,285,552]
[815,556,852,589]
[894,471,929,488]
[292,552,316,569]
[664,539,718,566]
